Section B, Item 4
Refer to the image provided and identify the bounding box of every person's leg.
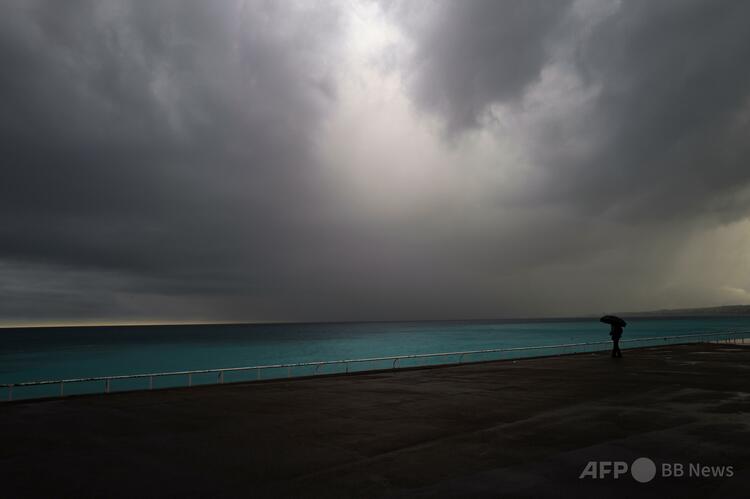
[611,340,617,357]
[614,339,622,357]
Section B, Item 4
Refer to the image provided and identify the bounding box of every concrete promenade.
[1,343,749,498]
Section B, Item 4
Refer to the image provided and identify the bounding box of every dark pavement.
[1,343,749,498]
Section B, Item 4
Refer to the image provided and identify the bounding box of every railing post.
[188,373,192,387]
[60,381,64,397]
[345,362,349,374]
[219,371,224,384]
[105,379,110,393]
[459,353,465,364]
[257,368,261,380]
[149,376,154,390]
[287,366,291,378]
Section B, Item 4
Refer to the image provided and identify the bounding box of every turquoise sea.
[2,316,749,400]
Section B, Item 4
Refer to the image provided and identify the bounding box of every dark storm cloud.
[396,0,750,224]
[4,0,750,325]
[536,0,750,225]
[399,0,573,133]
[0,0,345,322]
[374,0,750,316]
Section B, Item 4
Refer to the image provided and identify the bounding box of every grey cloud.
[4,0,750,324]
[0,0,346,322]
[398,0,573,133]
[395,0,750,225]
[375,0,750,315]
[550,0,750,223]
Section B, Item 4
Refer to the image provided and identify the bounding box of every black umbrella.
[600,315,627,327]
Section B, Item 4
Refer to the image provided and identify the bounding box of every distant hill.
[617,304,750,318]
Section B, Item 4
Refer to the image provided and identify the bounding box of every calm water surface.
[2,317,748,399]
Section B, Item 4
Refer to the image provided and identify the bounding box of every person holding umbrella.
[600,315,626,358]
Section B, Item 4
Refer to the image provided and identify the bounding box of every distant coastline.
[614,304,750,319]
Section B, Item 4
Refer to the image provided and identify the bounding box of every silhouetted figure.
[600,315,626,359]
[610,324,623,358]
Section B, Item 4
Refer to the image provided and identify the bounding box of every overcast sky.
[3,0,750,326]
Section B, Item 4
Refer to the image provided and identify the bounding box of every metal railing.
[1,331,747,402]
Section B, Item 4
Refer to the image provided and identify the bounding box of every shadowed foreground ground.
[1,343,749,498]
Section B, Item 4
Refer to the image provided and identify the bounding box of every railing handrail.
[1,331,745,389]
